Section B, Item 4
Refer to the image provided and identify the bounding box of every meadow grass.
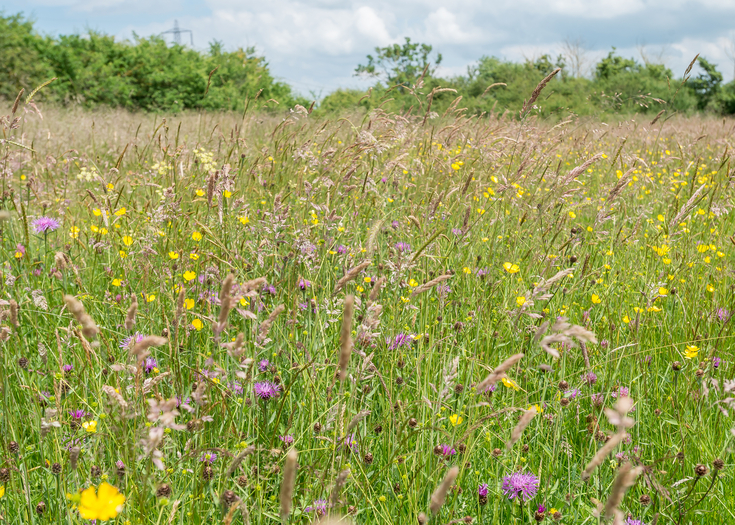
[0,99,734,525]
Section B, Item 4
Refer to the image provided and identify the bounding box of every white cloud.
[423,7,484,44]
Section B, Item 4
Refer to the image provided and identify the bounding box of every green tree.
[688,56,723,110]
[355,37,442,88]
[0,13,53,99]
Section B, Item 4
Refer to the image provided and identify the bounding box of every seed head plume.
[603,462,643,519]
[368,277,385,304]
[279,448,298,521]
[125,295,138,331]
[130,335,168,363]
[214,273,235,338]
[257,304,285,344]
[520,68,560,118]
[507,407,537,449]
[334,261,371,294]
[339,295,354,382]
[411,273,453,296]
[175,285,186,325]
[430,465,459,514]
[9,299,18,328]
[63,295,99,340]
[476,353,524,392]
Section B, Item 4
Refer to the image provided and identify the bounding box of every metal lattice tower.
[162,20,193,46]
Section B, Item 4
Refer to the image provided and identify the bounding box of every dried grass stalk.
[507,407,537,449]
[411,273,453,296]
[328,469,350,510]
[125,295,138,331]
[476,353,524,392]
[339,295,354,382]
[430,466,459,514]
[9,299,18,328]
[258,304,285,343]
[214,274,235,337]
[581,432,624,481]
[279,449,298,521]
[130,336,168,362]
[102,385,129,410]
[63,295,99,339]
[520,68,560,118]
[603,462,643,518]
[334,261,371,294]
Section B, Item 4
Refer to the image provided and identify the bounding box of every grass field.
[1,97,734,525]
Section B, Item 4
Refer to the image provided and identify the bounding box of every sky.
[6,0,735,97]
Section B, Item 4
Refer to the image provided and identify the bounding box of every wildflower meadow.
[0,81,734,525]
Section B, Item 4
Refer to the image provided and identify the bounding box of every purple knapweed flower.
[200,452,217,463]
[713,357,721,369]
[253,381,280,400]
[228,381,243,396]
[391,220,400,229]
[395,242,411,253]
[262,284,277,295]
[582,371,597,386]
[120,333,144,349]
[258,359,270,373]
[716,308,731,322]
[144,357,157,374]
[564,388,581,400]
[298,278,311,290]
[279,435,295,445]
[340,434,358,452]
[501,471,539,502]
[626,517,646,525]
[62,364,74,373]
[451,228,463,236]
[32,217,60,234]
[305,499,328,516]
[336,245,347,254]
[440,444,456,457]
[388,333,413,350]
[478,484,489,497]
[69,409,87,420]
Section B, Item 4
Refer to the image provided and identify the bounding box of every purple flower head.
[537,504,547,513]
[440,444,456,457]
[716,308,731,322]
[15,244,25,256]
[199,452,217,463]
[298,278,311,290]
[388,333,413,350]
[144,357,157,374]
[120,333,144,349]
[262,284,277,295]
[116,460,125,469]
[258,359,270,373]
[612,386,629,399]
[336,245,347,254]
[69,409,87,420]
[391,220,400,229]
[501,471,539,502]
[228,381,243,395]
[62,364,74,373]
[600,339,609,349]
[451,228,463,236]
[479,383,497,395]
[564,388,581,400]
[591,393,604,407]
[478,483,489,497]
[582,371,597,386]
[625,517,646,525]
[395,242,411,253]
[32,217,60,234]
[253,381,280,400]
[713,357,722,369]
[340,434,358,453]
[279,435,295,445]
[305,499,328,516]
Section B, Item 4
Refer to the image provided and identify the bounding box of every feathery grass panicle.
[507,407,537,449]
[411,273,453,296]
[334,261,371,294]
[130,336,168,362]
[603,462,643,518]
[125,295,138,331]
[520,68,560,118]
[9,299,18,328]
[476,353,524,392]
[214,273,235,337]
[63,295,99,340]
[581,432,624,481]
[430,466,459,515]
[339,295,355,382]
[279,449,298,521]
[258,304,285,344]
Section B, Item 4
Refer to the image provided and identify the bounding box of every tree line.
[2,13,735,117]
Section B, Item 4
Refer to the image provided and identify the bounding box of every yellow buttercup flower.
[82,421,97,434]
[503,262,520,274]
[122,236,133,246]
[111,279,122,287]
[449,414,463,426]
[684,345,699,360]
[502,377,520,391]
[168,252,179,260]
[191,319,203,330]
[184,298,195,310]
[591,294,601,304]
[78,482,125,520]
[183,271,196,282]
[516,296,526,307]
[192,231,202,242]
